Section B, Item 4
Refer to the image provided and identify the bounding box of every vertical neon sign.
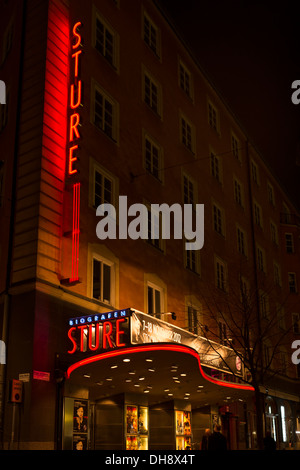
[68,22,82,283]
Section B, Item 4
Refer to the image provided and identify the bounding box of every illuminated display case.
[175,410,192,450]
[125,405,148,450]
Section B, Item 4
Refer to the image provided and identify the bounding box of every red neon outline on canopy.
[66,344,254,391]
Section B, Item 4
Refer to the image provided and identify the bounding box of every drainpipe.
[0,0,27,448]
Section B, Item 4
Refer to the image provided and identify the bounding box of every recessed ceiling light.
[111,365,118,369]
[96,381,103,386]
[171,365,178,369]
[106,377,113,381]
[184,396,189,400]
[123,358,130,363]
[139,376,145,381]
[146,358,153,362]
[83,374,90,378]
[143,389,150,393]
[164,389,169,392]
[172,376,178,380]
[174,380,180,383]
[148,368,155,372]
[129,370,136,375]
[185,393,190,396]
[125,379,132,383]
[168,393,173,396]
[180,373,187,377]
[134,383,140,387]
[198,385,204,388]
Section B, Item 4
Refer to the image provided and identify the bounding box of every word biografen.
[0,80,6,104]
[96,196,204,251]
[291,80,300,104]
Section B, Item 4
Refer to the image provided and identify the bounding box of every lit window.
[93,84,118,142]
[143,12,160,57]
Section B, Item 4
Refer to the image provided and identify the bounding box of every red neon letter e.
[68,145,78,175]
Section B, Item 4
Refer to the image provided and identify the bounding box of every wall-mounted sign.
[67,309,131,355]
[10,379,23,403]
[67,21,83,283]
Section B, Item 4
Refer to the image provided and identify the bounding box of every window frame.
[92,81,119,142]
[93,9,119,70]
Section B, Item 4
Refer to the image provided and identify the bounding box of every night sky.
[157,0,300,209]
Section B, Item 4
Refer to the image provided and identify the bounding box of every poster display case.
[125,405,148,450]
[175,410,192,450]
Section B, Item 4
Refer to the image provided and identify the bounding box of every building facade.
[0,0,299,450]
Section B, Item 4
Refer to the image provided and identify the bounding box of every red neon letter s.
[72,22,82,49]
[67,327,77,354]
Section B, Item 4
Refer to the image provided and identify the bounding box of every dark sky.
[157,0,300,209]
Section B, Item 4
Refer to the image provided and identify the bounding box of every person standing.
[208,424,227,450]
[201,428,211,450]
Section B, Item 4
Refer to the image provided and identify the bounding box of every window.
[0,90,9,132]
[273,262,281,287]
[285,233,294,253]
[93,167,114,208]
[147,205,164,251]
[277,304,285,330]
[251,160,259,185]
[180,114,195,153]
[94,12,119,69]
[183,173,196,207]
[267,182,275,205]
[93,84,118,141]
[259,290,269,319]
[211,152,222,183]
[143,70,162,116]
[92,257,112,304]
[292,313,300,334]
[185,246,200,274]
[233,178,243,207]
[231,132,240,160]
[213,203,225,236]
[237,226,247,256]
[143,11,160,57]
[218,320,227,345]
[208,101,219,132]
[144,133,163,181]
[147,283,163,314]
[257,246,266,273]
[179,60,193,99]
[254,201,263,228]
[215,257,227,291]
[187,306,200,335]
[270,221,278,245]
[288,272,297,293]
